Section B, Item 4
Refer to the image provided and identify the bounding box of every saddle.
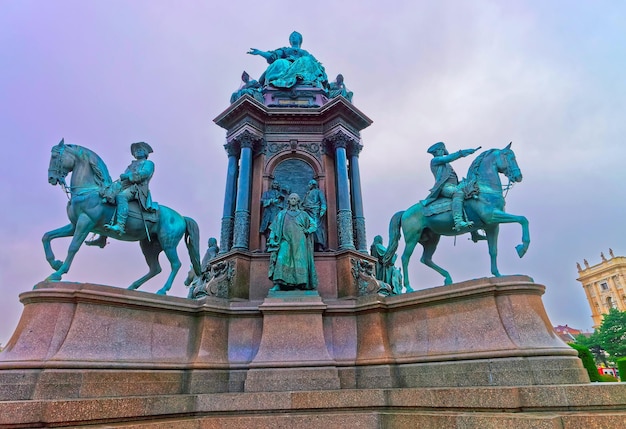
[422,179,478,217]
[100,182,159,223]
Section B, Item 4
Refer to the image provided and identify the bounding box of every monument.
[1,31,626,428]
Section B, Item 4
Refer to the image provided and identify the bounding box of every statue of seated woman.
[230,71,264,104]
[247,31,328,90]
[328,74,353,102]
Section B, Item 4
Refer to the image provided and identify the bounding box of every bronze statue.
[260,180,285,249]
[230,71,264,104]
[328,74,353,102]
[185,237,219,298]
[44,140,201,295]
[302,179,327,251]
[267,193,318,291]
[423,142,479,231]
[384,143,529,291]
[105,142,156,236]
[247,31,328,89]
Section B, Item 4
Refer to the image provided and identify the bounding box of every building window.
[600,282,609,291]
[606,297,617,309]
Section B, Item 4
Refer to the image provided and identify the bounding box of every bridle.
[50,145,71,199]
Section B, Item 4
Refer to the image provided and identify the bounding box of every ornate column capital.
[224,141,240,157]
[347,141,363,158]
[233,129,263,150]
[323,131,354,151]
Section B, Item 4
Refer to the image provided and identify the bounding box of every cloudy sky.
[1,0,625,345]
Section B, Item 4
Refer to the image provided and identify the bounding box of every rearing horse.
[43,140,201,295]
[384,143,530,291]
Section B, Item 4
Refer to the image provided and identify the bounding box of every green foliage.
[617,357,626,381]
[596,308,626,358]
[598,374,619,382]
[568,343,601,382]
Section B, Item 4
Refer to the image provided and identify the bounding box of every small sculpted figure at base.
[247,31,328,90]
[260,180,286,250]
[370,235,402,294]
[267,193,318,291]
[230,71,264,104]
[186,237,219,298]
[423,142,479,232]
[328,74,353,102]
[302,179,327,251]
[105,142,156,236]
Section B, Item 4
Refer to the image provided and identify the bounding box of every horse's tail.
[383,211,405,263]
[184,217,202,276]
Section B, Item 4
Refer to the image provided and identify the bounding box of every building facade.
[576,250,626,328]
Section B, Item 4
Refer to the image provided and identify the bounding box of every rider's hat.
[427,142,448,155]
[131,142,153,157]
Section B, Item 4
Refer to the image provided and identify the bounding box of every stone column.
[349,141,367,253]
[232,131,259,250]
[219,142,239,253]
[327,132,355,250]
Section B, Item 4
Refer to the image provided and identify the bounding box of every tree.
[574,332,608,366]
[595,308,626,359]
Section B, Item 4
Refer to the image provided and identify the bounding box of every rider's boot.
[452,193,473,231]
[105,196,128,235]
[85,235,107,248]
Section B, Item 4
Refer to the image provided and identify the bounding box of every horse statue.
[384,143,530,292]
[43,139,201,295]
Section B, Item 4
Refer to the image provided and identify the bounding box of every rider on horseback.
[423,142,478,231]
[105,142,156,236]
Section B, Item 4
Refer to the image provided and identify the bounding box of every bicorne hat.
[427,142,448,155]
[131,142,153,157]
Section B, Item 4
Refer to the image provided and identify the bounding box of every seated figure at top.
[247,31,328,90]
[328,74,353,102]
[230,71,264,104]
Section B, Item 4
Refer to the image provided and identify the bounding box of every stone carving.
[44,140,201,295]
[302,180,327,251]
[350,258,394,296]
[248,31,328,90]
[230,71,264,104]
[384,143,529,291]
[267,193,318,291]
[337,209,355,250]
[328,74,353,102]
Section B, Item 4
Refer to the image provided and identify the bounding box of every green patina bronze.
[328,74,353,102]
[43,139,201,295]
[267,193,318,291]
[230,71,264,104]
[384,143,530,291]
[248,31,328,90]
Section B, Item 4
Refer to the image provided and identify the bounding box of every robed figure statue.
[267,193,318,291]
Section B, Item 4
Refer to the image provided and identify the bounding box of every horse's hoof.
[403,286,414,293]
[156,289,168,296]
[516,244,527,258]
[444,278,453,285]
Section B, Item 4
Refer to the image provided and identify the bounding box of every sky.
[1,0,625,345]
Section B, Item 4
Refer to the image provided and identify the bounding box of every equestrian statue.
[43,139,201,295]
[384,142,530,292]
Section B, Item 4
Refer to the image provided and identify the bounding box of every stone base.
[2,384,626,428]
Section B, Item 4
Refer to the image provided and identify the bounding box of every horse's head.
[497,142,522,183]
[48,139,73,186]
